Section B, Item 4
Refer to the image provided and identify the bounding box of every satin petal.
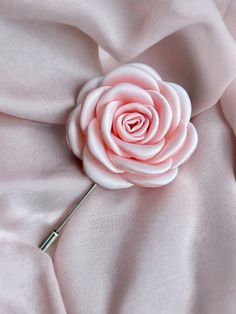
[122,168,178,187]
[83,146,132,189]
[149,90,172,141]
[77,76,103,104]
[114,136,165,160]
[140,105,159,143]
[158,81,181,132]
[102,64,159,90]
[96,83,154,119]
[87,118,123,173]
[169,82,192,122]
[152,121,188,163]
[172,123,198,168]
[66,104,84,159]
[129,63,162,81]
[80,86,109,132]
[109,153,172,175]
[100,101,125,155]
[113,103,153,120]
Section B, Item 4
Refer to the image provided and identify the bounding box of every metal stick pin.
[39,183,97,252]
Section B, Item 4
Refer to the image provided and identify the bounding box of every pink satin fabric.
[0,1,235,313]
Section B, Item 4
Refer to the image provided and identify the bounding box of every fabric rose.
[67,63,198,189]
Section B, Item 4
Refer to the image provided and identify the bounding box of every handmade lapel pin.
[39,63,198,251]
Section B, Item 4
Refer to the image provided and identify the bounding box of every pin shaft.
[39,183,97,251]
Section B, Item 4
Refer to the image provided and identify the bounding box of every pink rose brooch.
[67,63,198,189]
[39,63,199,251]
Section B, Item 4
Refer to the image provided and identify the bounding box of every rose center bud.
[113,110,150,143]
[126,120,140,131]
[125,113,145,133]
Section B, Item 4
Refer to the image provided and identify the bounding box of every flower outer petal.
[109,152,172,175]
[83,146,133,189]
[80,85,110,132]
[158,81,181,133]
[151,121,188,163]
[66,104,84,159]
[102,64,159,90]
[149,90,172,141]
[172,122,198,168]
[169,82,191,122]
[129,63,162,81]
[121,168,178,187]
[87,118,123,173]
[77,76,103,104]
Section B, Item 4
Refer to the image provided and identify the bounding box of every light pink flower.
[67,63,198,189]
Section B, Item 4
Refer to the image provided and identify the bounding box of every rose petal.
[83,146,133,189]
[129,63,162,81]
[149,90,172,141]
[151,121,188,163]
[102,64,159,90]
[140,106,159,143]
[114,102,153,120]
[87,118,123,173]
[114,136,165,160]
[96,83,154,119]
[77,76,103,104]
[100,100,126,155]
[158,81,181,132]
[121,168,178,187]
[80,86,110,132]
[66,104,84,159]
[109,153,172,175]
[169,82,191,122]
[172,122,198,168]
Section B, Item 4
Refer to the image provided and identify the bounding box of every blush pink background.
[0,1,235,313]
